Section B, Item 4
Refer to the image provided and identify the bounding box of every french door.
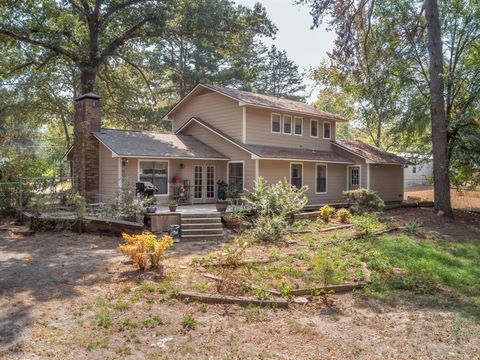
[193,165,216,202]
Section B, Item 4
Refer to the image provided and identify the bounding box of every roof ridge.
[99,127,174,135]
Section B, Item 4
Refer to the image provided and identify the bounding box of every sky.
[236,0,336,101]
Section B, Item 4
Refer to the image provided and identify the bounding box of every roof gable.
[165,84,345,121]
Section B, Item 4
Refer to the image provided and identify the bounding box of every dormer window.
[271,113,281,133]
[310,119,318,137]
[323,121,331,139]
[294,117,303,136]
[283,115,292,134]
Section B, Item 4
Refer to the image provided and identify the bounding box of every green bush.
[343,188,385,214]
[319,205,335,223]
[243,177,308,217]
[336,208,352,224]
[352,213,381,235]
[250,214,288,242]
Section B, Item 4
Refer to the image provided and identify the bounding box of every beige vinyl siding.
[122,157,227,205]
[182,122,256,190]
[172,91,243,142]
[99,143,119,200]
[370,164,404,202]
[245,107,336,150]
[332,146,368,188]
[258,160,348,204]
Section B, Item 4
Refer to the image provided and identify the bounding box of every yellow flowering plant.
[119,232,173,270]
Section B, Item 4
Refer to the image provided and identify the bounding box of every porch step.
[180,212,224,242]
[180,233,225,242]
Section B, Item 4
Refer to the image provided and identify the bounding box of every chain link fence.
[0,176,75,219]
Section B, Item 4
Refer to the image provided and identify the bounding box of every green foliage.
[336,208,352,224]
[406,219,423,234]
[343,188,385,214]
[66,192,87,220]
[223,205,247,222]
[181,314,197,332]
[352,213,382,236]
[311,251,337,287]
[250,215,289,242]
[319,205,336,223]
[243,177,308,217]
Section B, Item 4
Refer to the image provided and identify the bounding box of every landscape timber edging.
[177,291,289,308]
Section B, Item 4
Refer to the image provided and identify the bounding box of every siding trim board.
[250,156,353,164]
[242,106,247,143]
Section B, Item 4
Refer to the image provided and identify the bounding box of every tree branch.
[0,28,78,61]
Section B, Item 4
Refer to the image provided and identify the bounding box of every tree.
[251,45,306,100]
[298,0,477,217]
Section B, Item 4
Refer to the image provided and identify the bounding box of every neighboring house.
[398,153,433,188]
[66,84,407,205]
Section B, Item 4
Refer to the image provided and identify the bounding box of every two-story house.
[68,84,406,205]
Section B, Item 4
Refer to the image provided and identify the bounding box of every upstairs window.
[323,121,331,139]
[271,113,281,133]
[290,163,303,188]
[310,119,318,137]
[294,117,303,135]
[315,164,327,193]
[283,115,292,134]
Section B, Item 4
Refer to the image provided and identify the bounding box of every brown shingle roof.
[334,139,407,165]
[205,84,345,121]
[94,128,228,159]
[177,117,354,163]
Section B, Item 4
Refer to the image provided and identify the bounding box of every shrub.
[406,218,423,234]
[243,177,308,217]
[66,192,87,219]
[181,314,197,332]
[119,232,173,271]
[250,215,288,242]
[336,208,352,224]
[319,205,335,223]
[352,213,381,236]
[343,188,385,214]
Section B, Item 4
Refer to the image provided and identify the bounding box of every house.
[398,153,433,188]
[67,84,407,206]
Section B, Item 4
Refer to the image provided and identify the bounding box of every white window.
[271,113,281,133]
[323,121,331,139]
[294,117,303,136]
[228,162,244,191]
[350,168,360,186]
[283,115,292,134]
[290,163,303,188]
[412,166,417,174]
[315,164,327,193]
[310,119,318,137]
[139,161,169,195]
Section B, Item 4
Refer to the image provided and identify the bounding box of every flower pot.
[146,205,157,213]
[223,218,243,229]
[216,201,228,212]
[169,205,177,212]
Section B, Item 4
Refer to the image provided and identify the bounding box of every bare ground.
[0,208,479,360]
[405,185,480,211]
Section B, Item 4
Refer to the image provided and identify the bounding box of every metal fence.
[0,176,74,218]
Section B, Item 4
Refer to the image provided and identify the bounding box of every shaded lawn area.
[0,207,479,359]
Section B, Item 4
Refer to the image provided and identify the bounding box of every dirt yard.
[1,208,479,359]
[405,185,480,211]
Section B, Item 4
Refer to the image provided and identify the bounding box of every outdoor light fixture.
[122,159,129,167]
[180,163,184,169]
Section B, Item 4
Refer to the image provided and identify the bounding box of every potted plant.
[223,205,246,229]
[169,199,178,212]
[216,180,228,212]
[145,197,157,213]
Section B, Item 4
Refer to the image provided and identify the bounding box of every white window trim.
[283,114,293,135]
[137,159,170,196]
[290,162,304,187]
[294,116,303,136]
[346,165,361,189]
[315,163,328,194]
[227,160,245,190]
[310,119,319,138]
[271,113,281,134]
[206,165,216,199]
[323,120,331,139]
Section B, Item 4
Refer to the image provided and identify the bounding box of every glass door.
[194,165,203,199]
[206,165,215,199]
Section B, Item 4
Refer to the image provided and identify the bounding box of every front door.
[194,165,203,201]
[206,165,215,200]
[348,166,361,190]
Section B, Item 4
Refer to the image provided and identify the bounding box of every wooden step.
[181,222,223,229]
[182,228,224,236]
[181,233,225,242]
[181,217,222,224]
[181,213,221,219]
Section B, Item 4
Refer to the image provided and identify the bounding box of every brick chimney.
[73,92,101,202]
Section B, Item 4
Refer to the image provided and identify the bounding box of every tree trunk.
[79,66,97,94]
[424,0,453,217]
